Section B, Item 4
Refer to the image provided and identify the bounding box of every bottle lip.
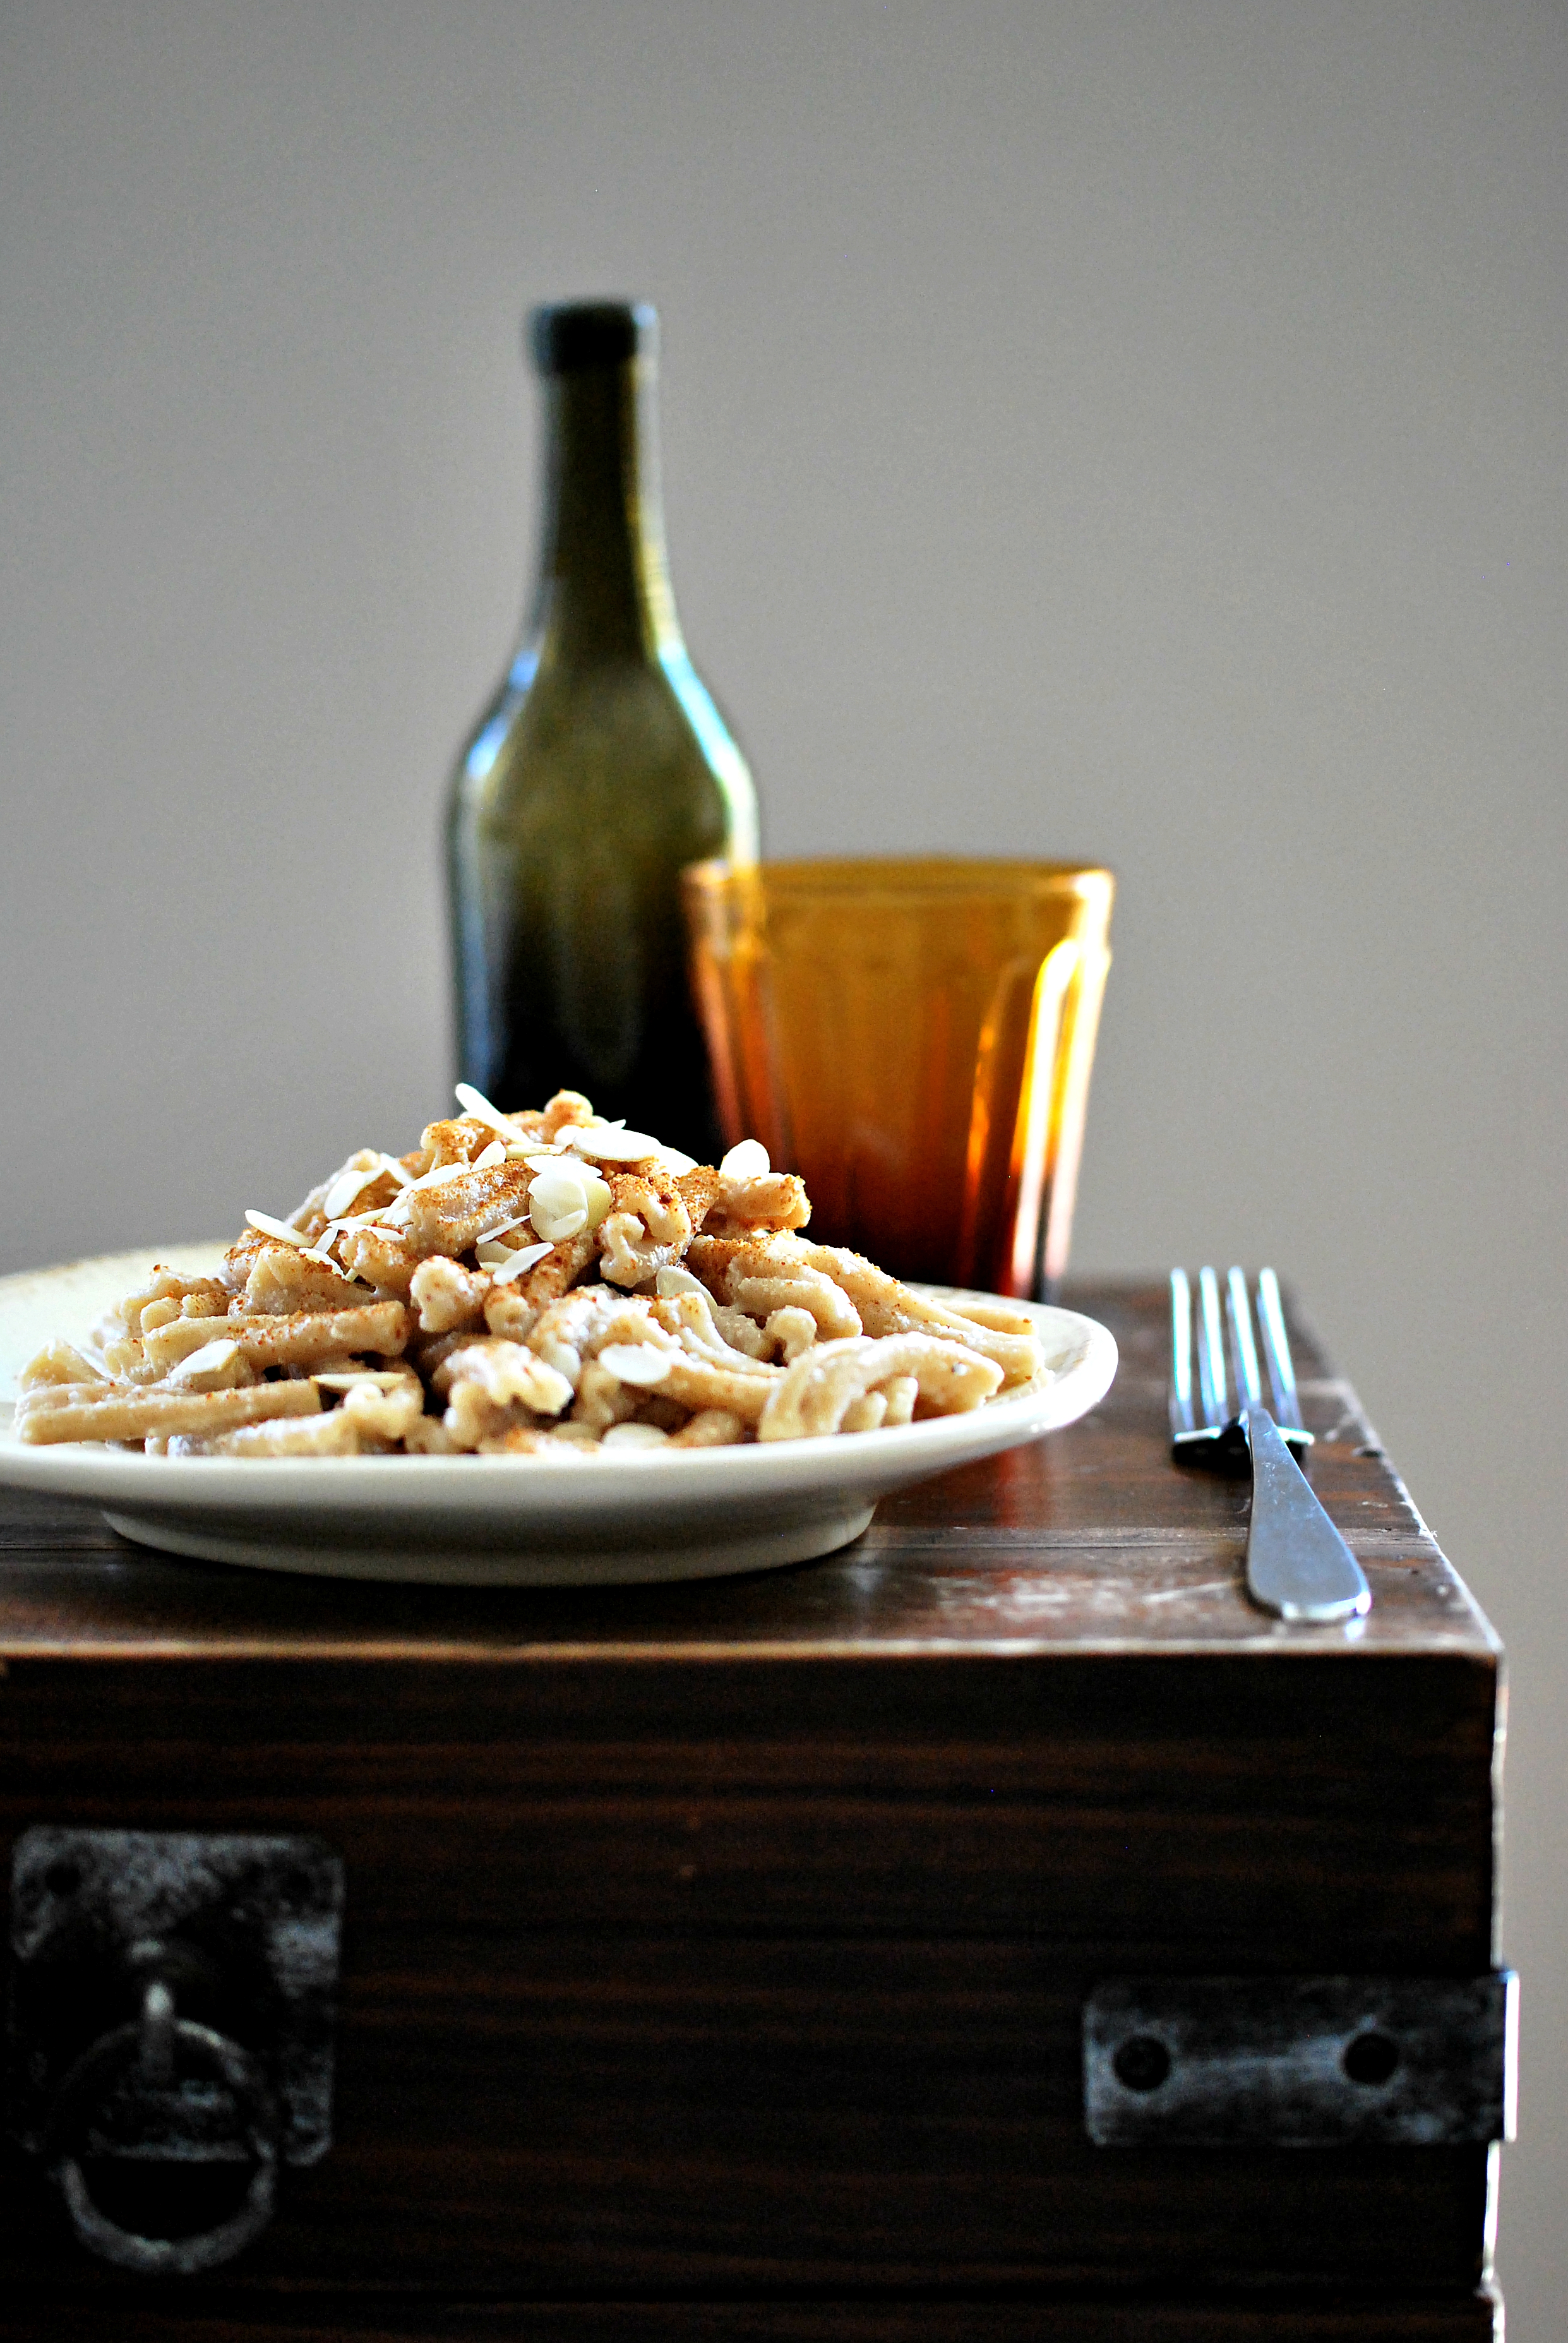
[529,301,657,374]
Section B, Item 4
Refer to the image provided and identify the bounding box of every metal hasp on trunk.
[6,1828,344,2275]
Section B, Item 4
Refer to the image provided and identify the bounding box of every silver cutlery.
[1170,1266,1371,1624]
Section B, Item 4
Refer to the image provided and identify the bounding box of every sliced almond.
[312,1369,414,1393]
[528,1160,597,1244]
[488,1241,554,1284]
[601,1422,672,1451]
[719,1139,771,1180]
[298,1237,354,1275]
[596,1342,675,1388]
[655,1267,709,1298]
[323,1162,382,1219]
[244,1211,311,1249]
[453,1083,527,1145]
[567,1127,663,1164]
[165,1337,246,1389]
[476,1211,530,1245]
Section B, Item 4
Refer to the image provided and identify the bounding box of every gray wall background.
[2,1,1562,2320]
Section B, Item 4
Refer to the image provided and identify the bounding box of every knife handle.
[1242,1406,1372,1623]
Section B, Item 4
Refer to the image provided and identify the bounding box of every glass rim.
[683,855,1115,902]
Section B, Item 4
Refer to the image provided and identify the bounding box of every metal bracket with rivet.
[1083,1973,1517,2147]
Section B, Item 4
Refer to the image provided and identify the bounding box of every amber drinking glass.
[681,858,1113,1298]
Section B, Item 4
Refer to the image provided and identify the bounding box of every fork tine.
[1255,1266,1311,1448]
[1225,1266,1262,1408]
[1196,1266,1228,1427]
[1169,1269,1197,1440]
[1173,1264,1314,1477]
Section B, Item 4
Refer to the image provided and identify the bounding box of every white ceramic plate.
[0,1247,1118,1586]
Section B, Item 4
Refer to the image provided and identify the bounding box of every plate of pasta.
[0,1087,1116,1585]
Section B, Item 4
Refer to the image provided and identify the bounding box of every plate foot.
[101,1504,878,1586]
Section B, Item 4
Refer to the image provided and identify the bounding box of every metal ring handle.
[44,2016,280,2275]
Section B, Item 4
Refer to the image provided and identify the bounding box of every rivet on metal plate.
[1084,1974,1517,2147]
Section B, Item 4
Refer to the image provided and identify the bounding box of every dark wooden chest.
[0,1283,1505,2339]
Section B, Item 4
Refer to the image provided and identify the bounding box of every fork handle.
[1242,1406,1372,1623]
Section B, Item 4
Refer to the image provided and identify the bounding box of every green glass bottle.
[446,300,758,1157]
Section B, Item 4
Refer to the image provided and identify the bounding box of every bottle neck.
[529,357,681,665]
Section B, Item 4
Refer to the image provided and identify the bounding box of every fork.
[1170,1266,1371,1624]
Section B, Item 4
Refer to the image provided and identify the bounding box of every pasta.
[15,1088,1048,1458]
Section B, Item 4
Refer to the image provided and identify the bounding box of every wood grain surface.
[0,1283,1505,2332]
[0,2287,1506,2340]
